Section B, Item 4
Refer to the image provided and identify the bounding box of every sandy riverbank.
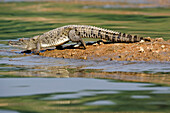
[39,38,170,62]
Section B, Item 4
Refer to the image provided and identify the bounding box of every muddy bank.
[39,38,170,62]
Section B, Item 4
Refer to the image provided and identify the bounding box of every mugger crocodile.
[9,25,150,53]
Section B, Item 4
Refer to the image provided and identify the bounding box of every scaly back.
[63,25,144,42]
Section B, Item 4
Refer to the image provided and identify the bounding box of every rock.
[103,58,108,61]
[118,55,122,58]
[71,52,76,56]
[139,40,145,44]
[99,42,104,45]
[83,56,87,60]
[93,43,99,46]
[80,56,87,60]
[154,51,159,53]
[110,58,114,61]
[139,47,145,53]
[147,47,153,52]
[145,37,151,42]
[155,38,164,42]
[161,45,165,49]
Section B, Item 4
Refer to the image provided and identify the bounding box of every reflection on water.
[2,78,168,97]
[131,95,150,99]
[0,43,170,112]
[85,100,115,105]
[0,53,170,84]
[0,110,19,113]
[1,52,170,74]
[0,78,170,112]
[43,90,118,100]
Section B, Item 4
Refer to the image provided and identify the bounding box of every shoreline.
[39,38,170,62]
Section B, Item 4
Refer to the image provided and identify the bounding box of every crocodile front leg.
[36,41,41,52]
[68,29,86,49]
[34,36,41,54]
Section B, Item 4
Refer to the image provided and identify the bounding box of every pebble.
[155,51,159,53]
[147,47,153,52]
[110,58,114,61]
[139,40,145,44]
[155,38,164,42]
[161,45,165,49]
[103,58,108,61]
[80,56,87,60]
[145,37,151,41]
[93,43,99,46]
[99,42,104,45]
[139,47,144,53]
[71,52,76,55]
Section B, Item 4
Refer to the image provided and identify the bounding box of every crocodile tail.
[110,32,144,43]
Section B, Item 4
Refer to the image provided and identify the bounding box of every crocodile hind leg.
[68,29,86,49]
[79,38,86,49]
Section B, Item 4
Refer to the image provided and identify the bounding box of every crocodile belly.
[41,36,70,47]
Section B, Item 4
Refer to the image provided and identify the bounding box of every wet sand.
[39,38,170,62]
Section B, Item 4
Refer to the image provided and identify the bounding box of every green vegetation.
[0,2,169,41]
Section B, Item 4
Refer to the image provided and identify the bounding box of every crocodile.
[9,25,150,53]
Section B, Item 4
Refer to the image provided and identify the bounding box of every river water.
[0,40,170,112]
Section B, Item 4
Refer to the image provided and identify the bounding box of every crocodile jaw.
[8,40,27,49]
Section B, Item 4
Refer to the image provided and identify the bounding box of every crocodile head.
[9,35,40,50]
[8,38,29,49]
